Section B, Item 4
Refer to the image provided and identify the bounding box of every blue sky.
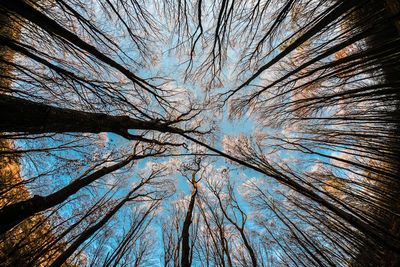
[8,0,371,265]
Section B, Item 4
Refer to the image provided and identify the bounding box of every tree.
[1,0,400,265]
[50,187,160,267]
[180,159,202,267]
[0,144,162,235]
[206,170,258,266]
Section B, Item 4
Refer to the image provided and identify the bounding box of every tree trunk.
[49,196,128,267]
[181,133,400,251]
[0,154,145,235]
[181,168,199,267]
[0,94,181,135]
[228,0,362,97]
[49,180,147,266]
[0,0,155,94]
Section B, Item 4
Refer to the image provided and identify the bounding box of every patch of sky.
[12,0,367,264]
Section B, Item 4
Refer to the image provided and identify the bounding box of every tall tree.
[1,0,400,265]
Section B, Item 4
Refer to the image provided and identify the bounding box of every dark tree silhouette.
[1,0,400,265]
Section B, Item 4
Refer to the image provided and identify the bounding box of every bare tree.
[1,0,400,265]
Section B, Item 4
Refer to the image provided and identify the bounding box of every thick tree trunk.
[0,94,181,135]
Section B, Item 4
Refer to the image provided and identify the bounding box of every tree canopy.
[1,0,400,266]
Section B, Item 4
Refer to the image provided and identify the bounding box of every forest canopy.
[1,0,400,266]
